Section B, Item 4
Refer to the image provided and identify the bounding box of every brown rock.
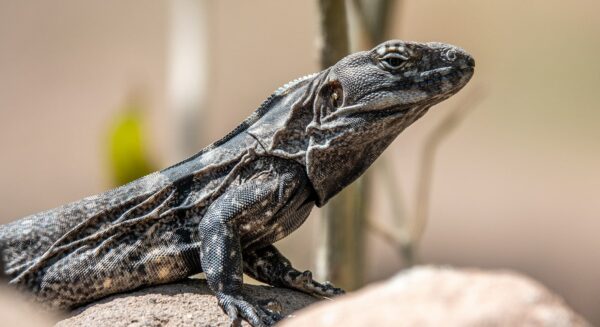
[57,278,319,327]
[282,266,591,327]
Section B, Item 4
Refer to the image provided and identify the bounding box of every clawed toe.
[299,270,312,283]
[218,293,284,327]
[322,281,345,296]
[258,298,283,315]
[286,270,346,297]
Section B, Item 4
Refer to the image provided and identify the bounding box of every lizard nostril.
[442,48,457,62]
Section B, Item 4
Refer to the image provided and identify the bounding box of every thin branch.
[351,0,399,45]
[411,85,487,244]
[377,155,409,234]
[366,85,486,264]
[317,0,365,291]
[318,0,350,68]
[366,215,405,248]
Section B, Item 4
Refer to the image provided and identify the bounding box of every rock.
[282,266,591,327]
[57,278,319,327]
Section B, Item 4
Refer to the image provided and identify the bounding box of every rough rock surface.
[46,266,591,326]
[282,266,590,327]
[57,278,319,327]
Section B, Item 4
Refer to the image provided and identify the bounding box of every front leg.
[199,182,283,327]
[243,245,345,297]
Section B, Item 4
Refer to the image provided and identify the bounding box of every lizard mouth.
[323,63,475,124]
[416,64,474,93]
[419,65,473,80]
[321,98,411,123]
[419,66,453,79]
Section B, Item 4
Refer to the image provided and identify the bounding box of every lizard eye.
[381,53,408,70]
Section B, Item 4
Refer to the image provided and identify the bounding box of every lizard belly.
[239,186,314,251]
[18,214,204,309]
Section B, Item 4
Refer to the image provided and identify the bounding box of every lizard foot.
[217,293,283,327]
[257,298,283,315]
[285,270,345,297]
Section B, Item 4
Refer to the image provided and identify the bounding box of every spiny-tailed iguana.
[0,40,474,326]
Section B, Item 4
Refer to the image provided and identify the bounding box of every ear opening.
[314,79,344,123]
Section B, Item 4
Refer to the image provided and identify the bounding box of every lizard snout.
[442,46,475,70]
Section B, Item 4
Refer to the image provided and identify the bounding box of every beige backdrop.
[1,0,598,324]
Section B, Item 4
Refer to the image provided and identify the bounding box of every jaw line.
[321,64,473,124]
[419,66,452,79]
[321,98,411,124]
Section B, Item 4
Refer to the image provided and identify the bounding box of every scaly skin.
[0,40,474,326]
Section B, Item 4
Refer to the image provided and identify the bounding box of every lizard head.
[306,40,475,206]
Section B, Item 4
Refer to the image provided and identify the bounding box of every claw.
[258,298,283,315]
[224,303,241,327]
[300,270,312,282]
[217,293,282,327]
[286,270,346,297]
[229,317,242,327]
[322,281,345,296]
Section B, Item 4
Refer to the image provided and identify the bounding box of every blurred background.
[0,0,598,324]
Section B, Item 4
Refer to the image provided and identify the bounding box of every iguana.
[0,40,474,326]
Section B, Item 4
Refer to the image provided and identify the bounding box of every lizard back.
[0,72,322,308]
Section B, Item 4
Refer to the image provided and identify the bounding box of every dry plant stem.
[365,87,485,266]
[168,0,212,158]
[378,156,415,263]
[365,213,407,251]
[317,0,365,291]
[318,0,399,287]
[411,86,486,247]
[318,0,350,68]
[366,215,416,265]
[350,0,399,45]
[366,155,420,265]
[349,0,419,263]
